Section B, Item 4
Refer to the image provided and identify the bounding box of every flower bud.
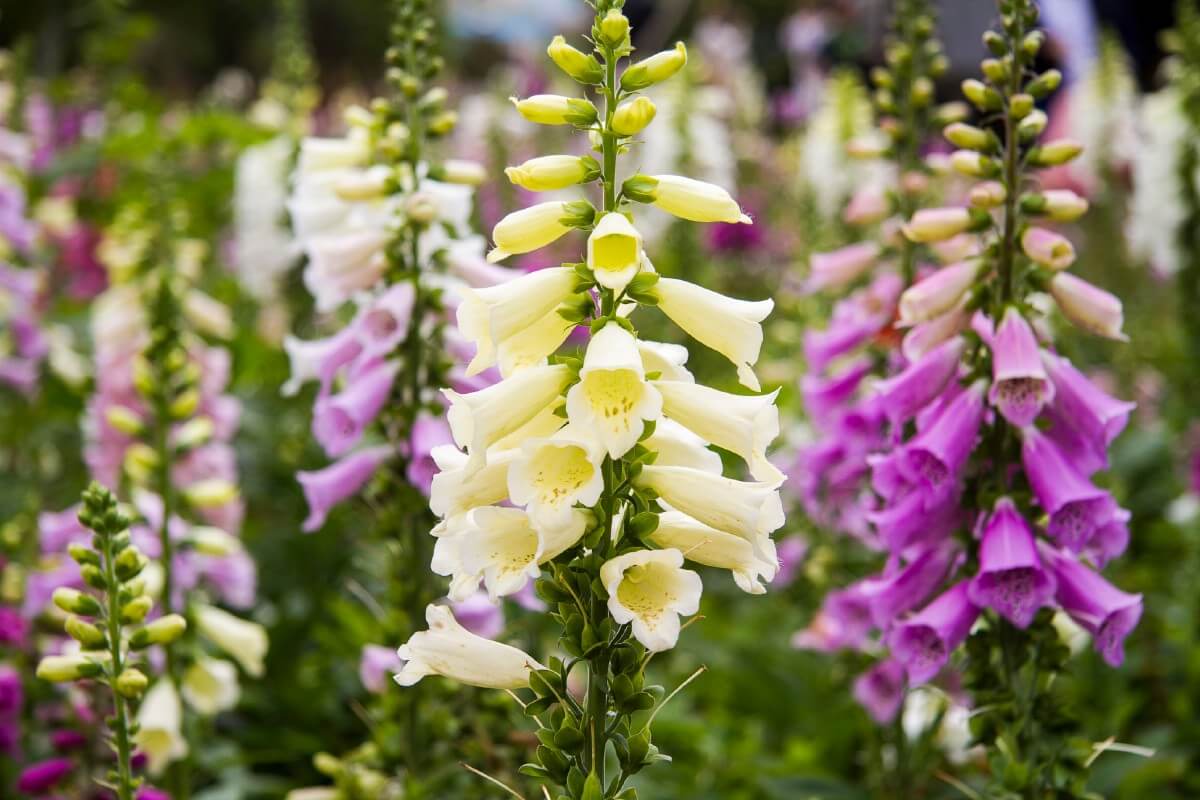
[1009,93,1035,119]
[983,31,1007,56]
[81,564,108,591]
[611,96,657,137]
[620,42,687,92]
[969,181,1007,209]
[130,613,188,649]
[332,171,388,202]
[1035,190,1089,222]
[37,655,104,683]
[175,417,214,450]
[405,192,439,224]
[510,95,598,127]
[981,58,1008,83]
[68,543,100,567]
[951,150,1001,178]
[505,155,598,192]
[1021,228,1076,270]
[169,388,200,420]
[846,134,888,160]
[911,77,934,108]
[121,595,153,624]
[439,159,486,186]
[548,35,603,84]
[933,102,970,127]
[183,479,240,508]
[903,207,988,243]
[598,10,630,49]
[183,291,234,340]
[132,356,155,397]
[1018,109,1048,140]
[1029,139,1083,167]
[189,526,243,557]
[1048,272,1127,341]
[621,174,659,204]
[115,667,149,699]
[944,123,993,152]
[115,546,147,581]
[962,79,1002,111]
[124,444,159,482]
[105,406,145,436]
[53,587,102,617]
[427,111,458,136]
[1022,31,1046,58]
[1028,69,1062,99]
[65,615,107,648]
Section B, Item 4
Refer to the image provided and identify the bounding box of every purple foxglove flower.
[805,242,881,293]
[1021,426,1119,552]
[801,358,873,422]
[451,591,505,639]
[1043,545,1142,667]
[897,259,982,325]
[136,788,172,800]
[312,362,399,457]
[865,542,959,629]
[1041,352,1135,456]
[1085,508,1131,567]
[17,757,73,794]
[197,551,257,610]
[1043,408,1107,477]
[874,336,965,425]
[706,215,766,252]
[282,327,364,397]
[793,584,874,652]
[0,358,38,394]
[901,301,969,362]
[0,720,18,757]
[967,498,1056,628]
[853,659,906,725]
[0,664,22,715]
[0,607,27,647]
[888,581,980,684]
[898,381,986,501]
[37,506,88,553]
[49,729,87,752]
[511,581,546,612]
[804,316,880,373]
[298,445,394,532]
[407,414,454,497]
[354,283,415,360]
[359,643,402,694]
[987,308,1053,427]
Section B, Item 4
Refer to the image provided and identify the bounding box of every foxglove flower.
[395,604,542,690]
[1043,546,1142,667]
[968,499,1056,628]
[987,308,1053,427]
[889,581,981,684]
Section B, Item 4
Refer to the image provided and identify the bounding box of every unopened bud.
[175,417,214,450]
[598,10,631,50]
[130,613,188,649]
[183,479,239,508]
[333,172,388,202]
[37,655,103,683]
[1022,31,1046,59]
[1028,69,1062,99]
[115,667,149,699]
[983,31,1007,56]
[1029,139,1082,167]
[505,155,597,192]
[548,35,603,84]
[121,595,153,624]
[620,42,687,92]
[53,587,102,617]
[1018,109,1048,140]
[405,192,439,224]
[962,79,1002,111]
[189,526,243,557]
[169,389,200,420]
[969,181,1007,209]
[981,58,1008,83]
[911,77,934,108]
[951,150,1001,178]
[132,357,155,397]
[428,111,458,136]
[81,564,107,591]
[944,123,992,152]
[1038,189,1089,222]
[439,159,486,186]
[114,546,147,581]
[105,406,144,436]
[68,544,100,567]
[611,96,657,137]
[933,102,970,127]
[621,174,660,205]
[511,95,598,127]
[65,615,107,648]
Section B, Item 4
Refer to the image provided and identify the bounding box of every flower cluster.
[396,1,782,795]
[800,6,1141,789]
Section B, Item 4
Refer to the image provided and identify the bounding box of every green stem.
[102,530,136,800]
[996,16,1027,313]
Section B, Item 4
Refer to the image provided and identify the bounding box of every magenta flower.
[0,607,27,647]
[865,542,959,629]
[874,336,965,424]
[355,283,416,360]
[801,358,873,422]
[853,659,906,724]
[1021,426,1120,552]
[298,445,395,532]
[888,581,981,684]
[282,327,365,397]
[312,362,399,457]
[1043,545,1142,667]
[359,643,402,694]
[987,308,1053,426]
[806,242,881,293]
[898,381,986,501]
[0,664,22,716]
[793,585,875,652]
[1041,351,1135,459]
[967,498,1056,628]
[407,414,455,497]
[17,757,73,794]
[451,591,505,639]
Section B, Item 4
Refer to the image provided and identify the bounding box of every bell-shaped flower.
[901,299,970,362]
[296,132,370,175]
[898,381,985,501]
[1041,351,1135,458]
[642,417,723,474]
[181,656,240,716]
[135,680,188,775]
[635,465,783,560]
[1021,227,1076,270]
[648,510,778,594]
[457,266,578,375]
[647,175,750,224]
[587,212,644,292]
[874,336,965,424]
[494,305,577,377]
[651,278,772,390]
[801,358,873,422]
[282,327,364,397]
[793,584,875,652]
[863,542,959,629]
[806,242,881,293]
[853,659,906,725]
[508,426,606,533]
[1048,272,1127,341]
[844,185,890,226]
[445,364,573,473]
[867,489,962,553]
[302,230,390,313]
[312,362,398,457]
[888,581,981,684]
[194,604,268,678]
[1042,545,1142,667]
[487,201,574,262]
[429,445,517,521]
[297,445,393,532]
[1020,426,1119,552]
[968,498,1056,628]
[566,323,662,459]
[654,380,782,483]
[395,603,543,689]
[988,308,1053,426]
[359,644,402,694]
[637,339,694,383]
[601,548,703,652]
[353,284,415,361]
[898,260,983,326]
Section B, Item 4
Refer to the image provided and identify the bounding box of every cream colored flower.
[136,679,188,775]
[508,426,606,533]
[587,212,644,292]
[654,380,782,483]
[395,604,543,689]
[601,548,702,652]
[566,323,663,458]
[181,656,240,716]
[194,605,268,678]
[648,510,778,594]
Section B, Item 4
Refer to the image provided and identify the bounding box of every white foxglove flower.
[587,212,644,292]
[233,137,296,301]
[508,426,606,533]
[194,604,268,678]
[634,465,783,559]
[601,548,702,652]
[651,277,772,390]
[445,364,573,473]
[1128,88,1188,276]
[648,174,750,224]
[181,656,240,715]
[429,445,517,520]
[495,306,577,376]
[643,418,723,474]
[135,679,188,775]
[457,266,578,375]
[566,323,663,458]
[297,132,371,175]
[487,201,574,262]
[637,339,694,383]
[395,604,543,689]
[654,380,782,482]
[648,509,778,594]
[302,229,390,312]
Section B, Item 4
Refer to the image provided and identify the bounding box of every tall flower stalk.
[805,0,1142,794]
[36,483,187,800]
[396,2,783,797]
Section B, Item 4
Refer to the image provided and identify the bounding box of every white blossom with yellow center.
[587,212,644,293]
[395,604,543,690]
[429,445,517,523]
[135,679,188,775]
[642,418,723,474]
[601,548,702,652]
[566,322,663,459]
[648,510,779,595]
[508,425,606,533]
[457,266,578,375]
